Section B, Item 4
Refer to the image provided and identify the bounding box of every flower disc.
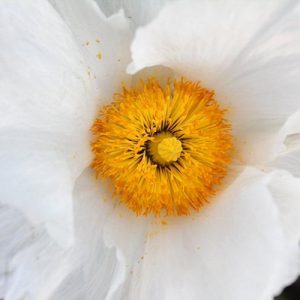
[91,79,232,216]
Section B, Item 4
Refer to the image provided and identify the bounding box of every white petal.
[0,0,93,151]
[0,205,31,297]
[270,148,300,177]
[0,205,73,300]
[273,110,300,155]
[103,204,152,299]
[104,168,294,300]
[267,123,300,295]
[0,132,75,247]
[7,169,122,300]
[52,169,124,300]
[267,171,300,296]
[129,0,290,81]
[51,169,152,299]
[128,0,300,165]
[0,0,132,245]
[73,169,117,300]
[268,110,300,176]
[96,0,174,27]
[50,0,133,100]
[0,0,93,246]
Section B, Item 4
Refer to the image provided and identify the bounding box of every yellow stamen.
[91,78,233,216]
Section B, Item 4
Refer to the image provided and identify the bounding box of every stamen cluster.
[91,79,232,216]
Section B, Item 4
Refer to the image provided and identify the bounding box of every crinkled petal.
[273,110,300,156]
[50,168,151,300]
[50,0,132,100]
[52,169,124,300]
[1,170,125,300]
[270,147,300,177]
[129,0,300,165]
[268,110,300,176]
[0,0,132,245]
[99,167,299,300]
[0,205,73,300]
[3,168,299,300]
[0,131,75,247]
[96,0,174,27]
[267,171,300,296]
[0,0,92,246]
[102,205,152,299]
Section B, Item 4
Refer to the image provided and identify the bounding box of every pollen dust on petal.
[96,52,102,60]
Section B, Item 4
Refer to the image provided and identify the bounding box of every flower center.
[91,78,233,216]
[148,133,182,164]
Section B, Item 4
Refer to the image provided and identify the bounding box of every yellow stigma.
[91,78,233,216]
[148,133,182,164]
[157,137,182,162]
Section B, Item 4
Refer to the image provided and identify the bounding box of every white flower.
[1,0,300,299]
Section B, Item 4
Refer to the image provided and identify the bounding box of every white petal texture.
[66,168,300,300]
[50,0,132,99]
[269,110,300,176]
[96,0,175,27]
[0,0,132,245]
[0,0,91,246]
[129,0,300,164]
[51,169,117,300]
[268,171,300,297]
[1,0,300,300]
[0,205,73,300]
[0,0,133,296]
